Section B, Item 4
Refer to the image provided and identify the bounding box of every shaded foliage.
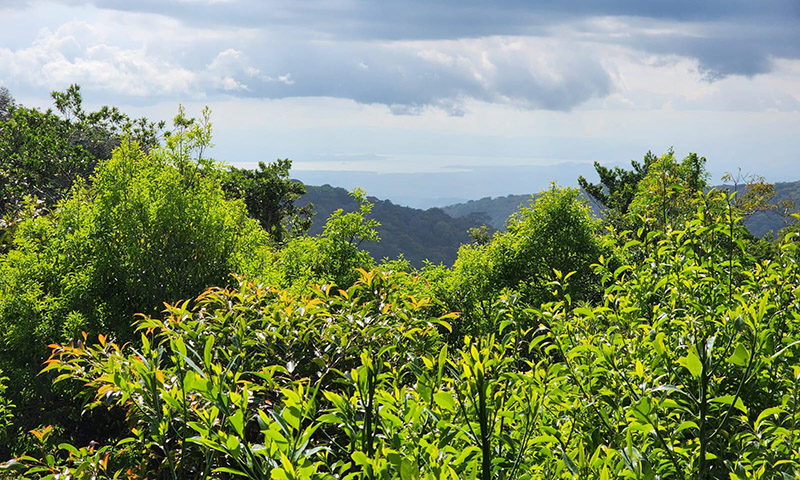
[301,185,489,267]
[222,159,312,244]
[0,108,268,451]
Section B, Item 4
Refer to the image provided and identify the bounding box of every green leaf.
[710,395,747,413]
[562,451,579,475]
[755,406,783,430]
[270,468,289,480]
[683,346,702,379]
[283,405,302,431]
[726,343,749,367]
[214,466,249,477]
[400,459,417,480]
[204,334,215,367]
[352,451,369,466]
[437,344,448,384]
[225,434,241,452]
[58,443,80,456]
[229,409,244,437]
[675,420,699,434]
[433,392,456,412]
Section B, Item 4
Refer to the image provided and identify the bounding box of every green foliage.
[222,159,312,244]
[627,150,709,230]
[0,107,269,447]
[0,371,12,445]
[0,87,14,122]
[578,151,655,228]
[276,188,379,290]
[7,186,800,478]
[1,425,116,480]
[434,184,605,335]
[0,84,162,224]
[4,107,800,480]
[302,184,487,267]
[540,189,800,478]
[29,269,450,479]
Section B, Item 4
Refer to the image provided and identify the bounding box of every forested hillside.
[299,185,491,267]
[3,88,800,479]
[441,194,531,229]
[739,181,800,237]
[444,178,800,237]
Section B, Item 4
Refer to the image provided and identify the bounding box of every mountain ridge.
[298,180,800,268]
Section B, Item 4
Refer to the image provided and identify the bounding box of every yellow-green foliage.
[6,190,800,479]
[430,184,605,335]
[0,109,270,437]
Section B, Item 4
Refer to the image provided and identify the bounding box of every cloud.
[51,0,799,79]
[204,36,614,114]
[1,0,798,114]
[0,21,196,95]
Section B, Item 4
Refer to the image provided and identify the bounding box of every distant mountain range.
[299,185,490,267]
[299,181,800,268]
[441,194,533,230]
[442,181,800,238]
[738,181,800,238]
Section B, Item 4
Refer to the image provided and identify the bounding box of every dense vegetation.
[441,194,530,230]
[299,185,490,267]
[445,158,798,238]
[2,87,800,479]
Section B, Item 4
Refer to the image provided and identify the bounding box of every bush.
[0,107,270,450]
[433,184,605,335]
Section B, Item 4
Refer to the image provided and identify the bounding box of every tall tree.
[0,87,14,121]
[0,84,163,220]
[221,159,312,244]
[578,151,656,227]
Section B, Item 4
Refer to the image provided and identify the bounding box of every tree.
[578,152,655,214]
[0,84,163,222]
[435,184,605,335]
[221,159,312,244]
[578,151,655,229]
[0,107,269,451]
[0,87,14,122]
[627,150,709,230]
[276,188,379,289]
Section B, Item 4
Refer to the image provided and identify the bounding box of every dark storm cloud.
[198,37,614,113]
[7,0,799,111]
[98,0,800,78]
[64,0,799,39]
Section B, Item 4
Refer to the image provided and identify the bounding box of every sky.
[1,0,799,207]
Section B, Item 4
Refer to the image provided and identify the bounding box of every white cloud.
[0,21,197,96]
[1,0,798,204]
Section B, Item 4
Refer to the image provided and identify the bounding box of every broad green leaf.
[225,435,240,452]
[726,344,749,367]
[433,392,456,412]
[229,409,244,437]
[352,451,369,466]
[675,420,699,434]
[710,395,747,413]
[755,406,783,430]
[400,459,417,480]
[683,346,702,379]
[283,405,302,431]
